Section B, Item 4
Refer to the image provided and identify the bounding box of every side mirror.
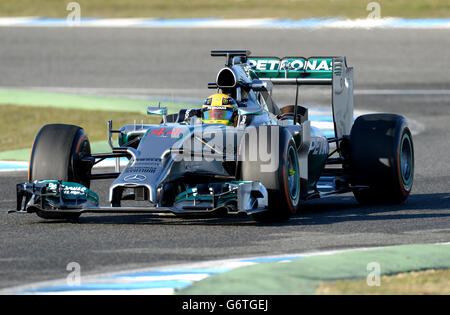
[147,106,168,124]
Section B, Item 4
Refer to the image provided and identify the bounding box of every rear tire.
[350,114,414,204]
[29,124,92,220]
[240,126,300,222]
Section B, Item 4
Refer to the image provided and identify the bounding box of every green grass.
[0,89,186,115]
[178,244,450,295]
[0,0,449,19]
[0,104,158,153]
[316,269,450,295]
[0,89,193,160]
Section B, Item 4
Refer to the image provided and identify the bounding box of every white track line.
[0,17,449,29]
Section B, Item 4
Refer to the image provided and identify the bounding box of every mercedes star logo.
[123,174,147,182]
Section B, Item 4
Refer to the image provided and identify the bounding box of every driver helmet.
[202,93,238,126]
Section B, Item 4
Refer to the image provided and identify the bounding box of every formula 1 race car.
[13,50,414,222]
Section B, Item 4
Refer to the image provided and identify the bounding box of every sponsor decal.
[309,137,329,155]
[149,127,182,137]
[47,182,87,196]
[248,58,332,72]
[203,106,230,110]
[124,167,157,174]
[123,174,147,182]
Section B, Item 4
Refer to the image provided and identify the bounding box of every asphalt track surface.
[0,27,449,289]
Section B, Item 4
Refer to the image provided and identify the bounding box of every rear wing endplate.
[248,56,354,138]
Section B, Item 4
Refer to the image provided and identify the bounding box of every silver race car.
[14,50,414,222]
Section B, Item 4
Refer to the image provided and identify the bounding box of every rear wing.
[248,56,354,138]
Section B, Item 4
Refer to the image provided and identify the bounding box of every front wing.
[12,180,269,217]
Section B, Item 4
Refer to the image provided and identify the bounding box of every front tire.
[29,124,92,219]
[240,126,300,222]
[350,114,414,204]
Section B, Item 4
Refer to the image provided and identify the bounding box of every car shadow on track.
[34,192,450,227]
[293,192,450,227]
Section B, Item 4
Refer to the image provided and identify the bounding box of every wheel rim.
[287,145,299,200]
[400,132,413,189]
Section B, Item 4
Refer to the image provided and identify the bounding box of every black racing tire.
[29,124,92,220]
[239,126,300,222]
[350,114,414,204]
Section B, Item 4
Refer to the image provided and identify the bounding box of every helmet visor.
[202,107,234,122]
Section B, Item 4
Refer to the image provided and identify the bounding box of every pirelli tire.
[29,124,92,220]
[350,114,414,204]
[239,126,300,222]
